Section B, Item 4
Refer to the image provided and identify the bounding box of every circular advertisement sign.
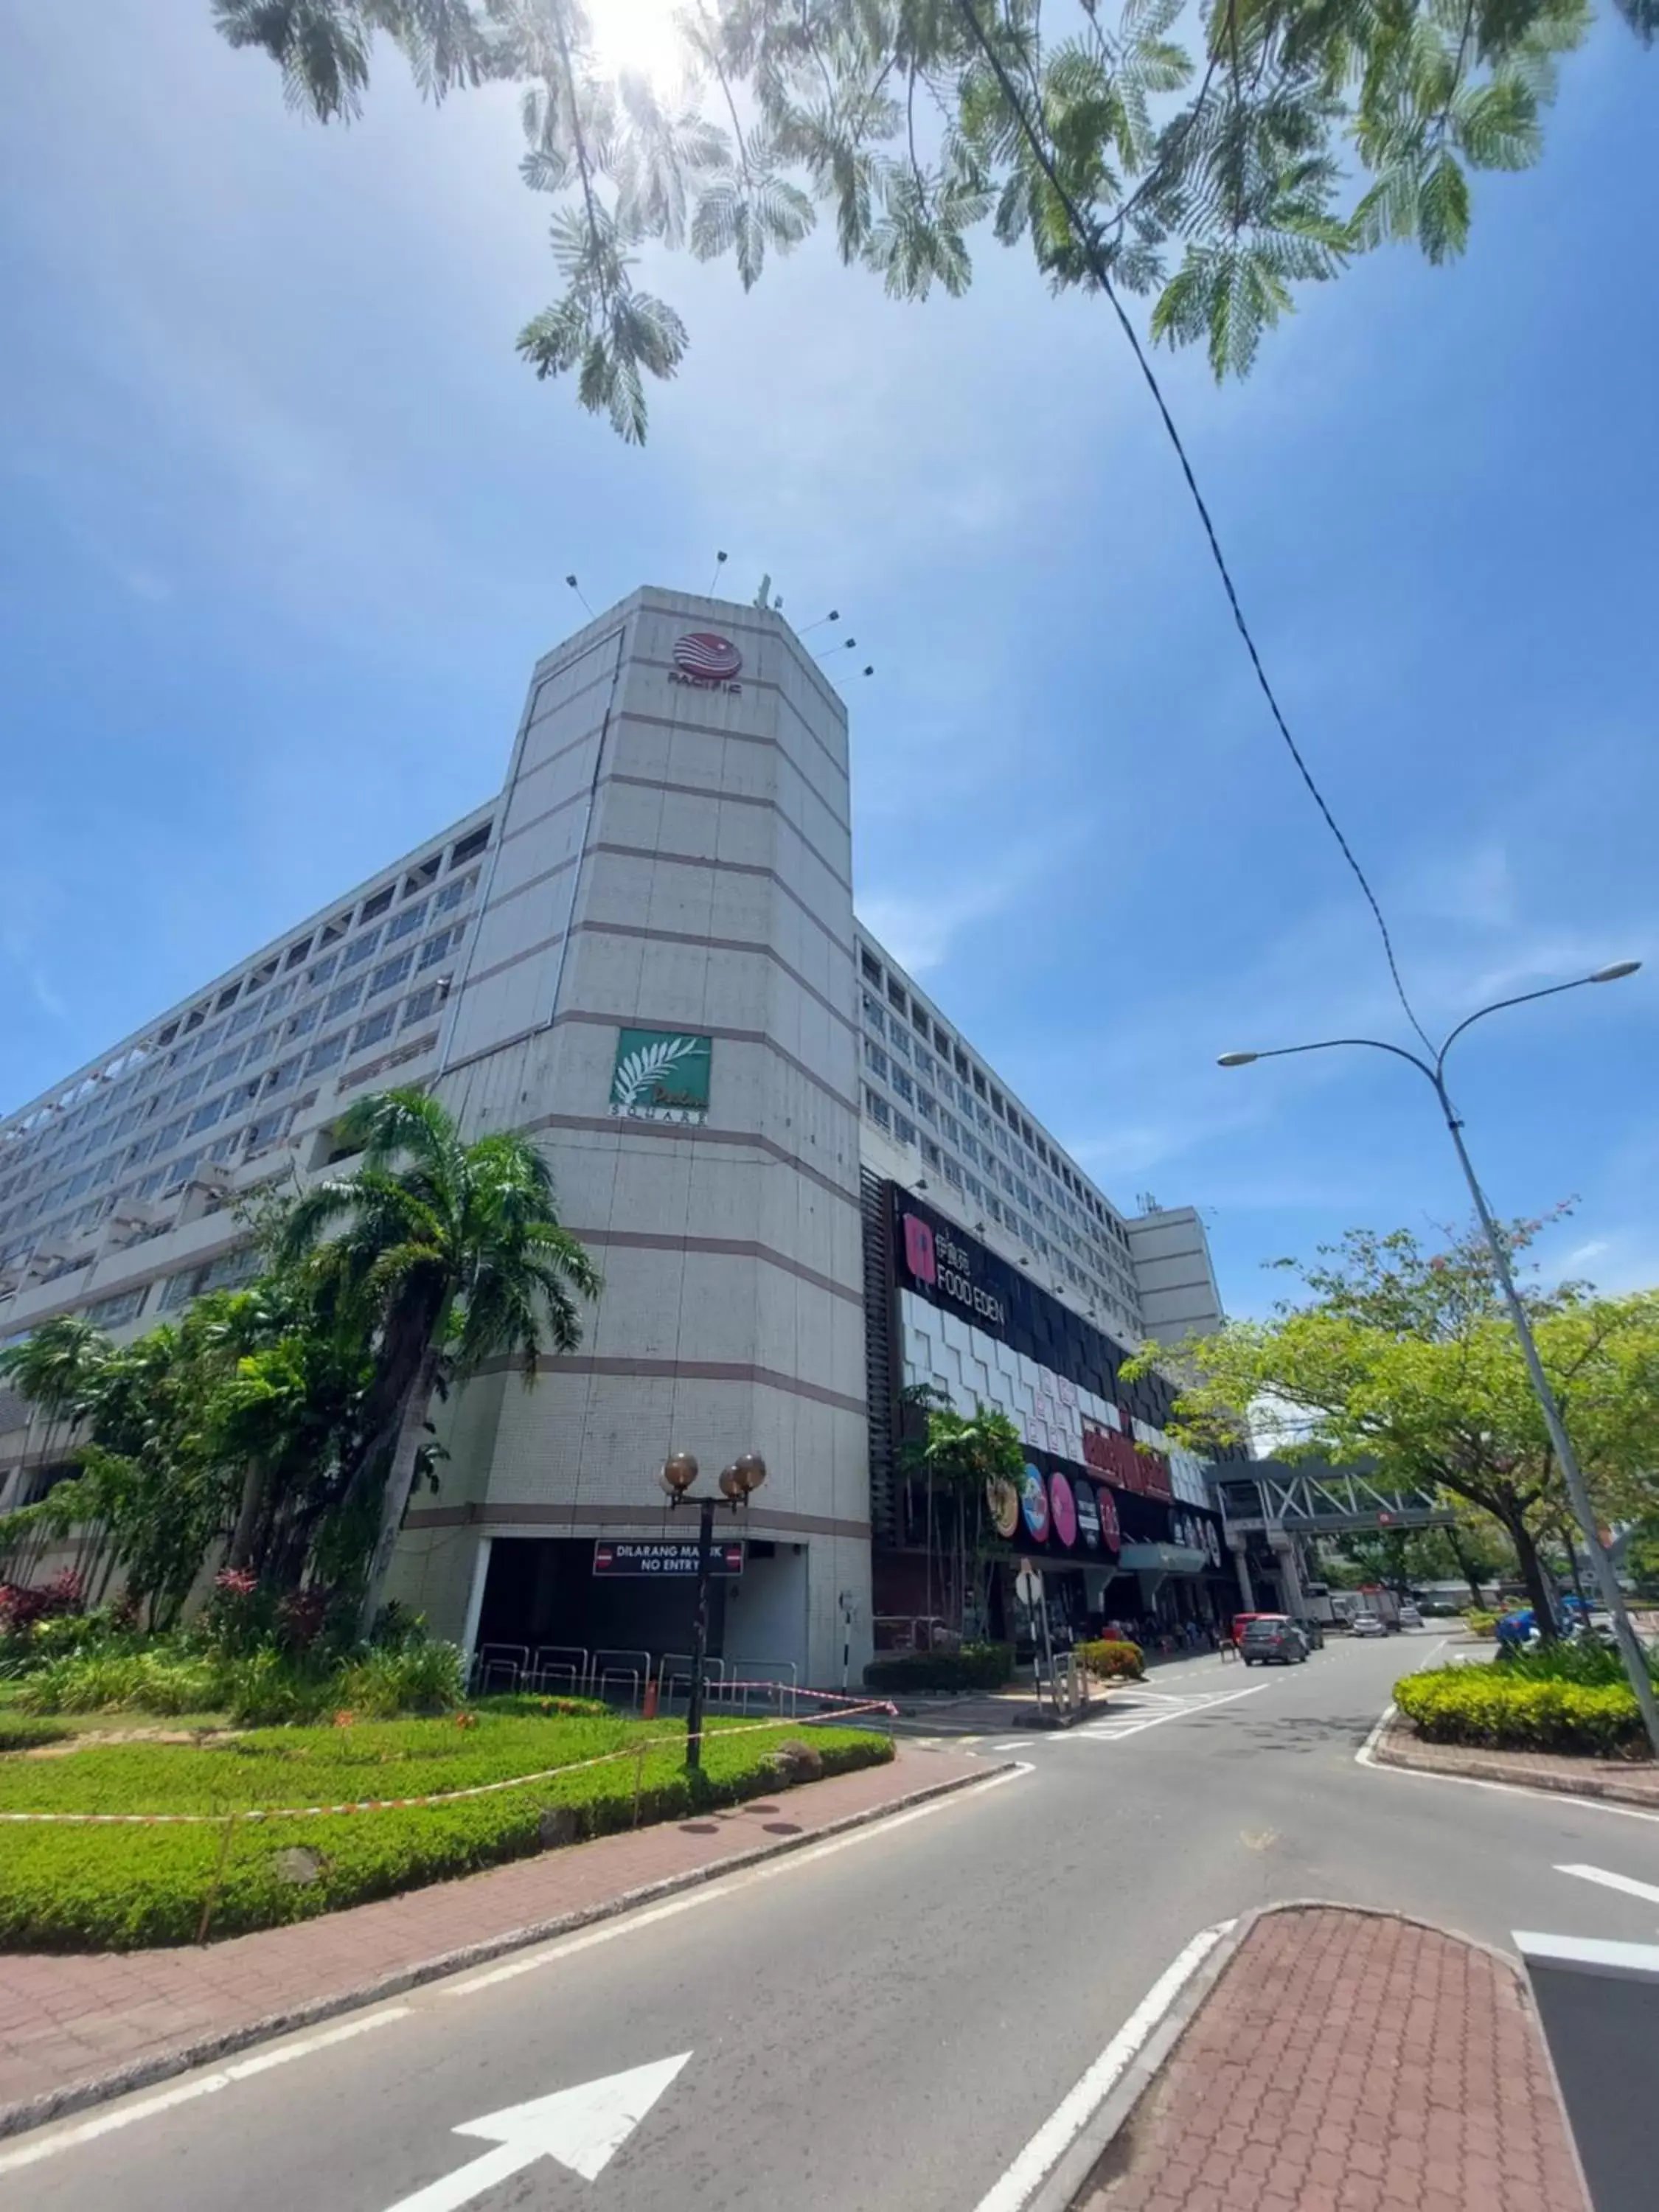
[1050,1471,1078,1548]
[987,1476,1020,1540]
[1020,1464,1050,1542]
[1096,1485,1121,1551]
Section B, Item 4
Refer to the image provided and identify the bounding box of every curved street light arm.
[1243,1037,1439,1084]
[1436,974,1606,1082]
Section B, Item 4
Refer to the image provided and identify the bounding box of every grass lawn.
[0,1705,892,1951]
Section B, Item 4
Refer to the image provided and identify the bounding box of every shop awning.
[1117,1543,1208,1576]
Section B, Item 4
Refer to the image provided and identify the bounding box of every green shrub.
[0,1714,893,1949]
[0,1717,72,1752]
[221,1649,334,1728]
[1493,1641,1652,1688]
[1078,1638,1145,1683]
[335,1641,466,1719]
[18,1648,232,1717]
[863,1642,1013,1693]
[1395,1666,1647,1758]
[1463,1609,1499,1638]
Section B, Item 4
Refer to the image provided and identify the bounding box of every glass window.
[401,983,442,1026]
[417,926,459,971]
[860,992,885,1034]
[922,1137,942,1169]
[860,947,883,985]
[172,1069,206,1105]
[386,898,428,942]
[188,1096,226,1134]
[360,885,394,921]
[341,928,381,970]
[285,1002,321,1039]
[324,978,365,1020]
[245,1026,277,1062]
[887,977,906,1012]
[964,1172,984,1203]
[245,1110,289,1152]
[941,1110,960,1146]
[263,1058,301,1096]
[894,1112,917,1147]
[451,823,491,866]
[916,1090,937,1126]
[863,1039,888,1079]
[888,1025,911,1062]
[265,980,295,1013]
[891,1068,914,1104]
[86,1287,146,1329]
[944,1152,965,1189]
[161,1152,198,1192]
[863,1086,890,1129]
[306,952,340,991]
[351,1008,396,1053]
[209,1046,244,1082]
[305,1033,348,1075]
[369,950,414,997]
[434,870,476,914]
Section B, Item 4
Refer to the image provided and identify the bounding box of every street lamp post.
[660,1449,768,1772]
[1218,959,1659,1759]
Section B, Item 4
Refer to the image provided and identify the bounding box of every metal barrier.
[531,1645,588,1696]
[655,1653,726,1712]
[720,1660,799,1716]
[473,1643,529,1694]
[589,1648,652,1710]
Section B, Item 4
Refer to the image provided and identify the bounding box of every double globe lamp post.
[660,1449,768,1771]
[1217,959,1659,1757]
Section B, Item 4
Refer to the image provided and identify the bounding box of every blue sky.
[2,2,1654,1317]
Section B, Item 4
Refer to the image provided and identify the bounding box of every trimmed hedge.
[864,1643,1014,1693]
[1078,1638,1145,1683]
[1394,1666,1647,1759]
[0,1712,893,1950]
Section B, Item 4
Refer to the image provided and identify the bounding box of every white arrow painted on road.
[382,2052,692,2211]
[1556,1863,1659,1912]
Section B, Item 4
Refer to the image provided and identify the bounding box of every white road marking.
[968,1921,1236,2212]
[991,1740,1034,1751]
[440,1760,1037,1997]
[379,2053,691,2211]
[0,2008,412,2175]
[1556,1863,1659,1909]
[1050,1683,1270,1742]
[1514,1930,1659,1979]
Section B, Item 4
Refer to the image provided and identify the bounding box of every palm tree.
[277,1089,600,1637]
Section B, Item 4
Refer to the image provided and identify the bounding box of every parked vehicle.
[1293,1617,1326,1650]
[1397,1604,1424,1631]
[1351,1613,1388,1638]
[1240,1615,1310,1665]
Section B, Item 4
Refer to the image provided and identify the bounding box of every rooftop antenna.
[707,550,727,594]
[566,573,595,619]
[753,571,772,609]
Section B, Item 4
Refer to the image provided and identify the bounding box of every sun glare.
[585,0,687,87]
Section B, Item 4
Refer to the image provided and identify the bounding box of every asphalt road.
[13,1635,1659,2212]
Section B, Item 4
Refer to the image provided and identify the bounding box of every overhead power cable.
[952,0,1435,1055]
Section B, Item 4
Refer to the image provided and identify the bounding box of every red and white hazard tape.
[0,1697,900,1826]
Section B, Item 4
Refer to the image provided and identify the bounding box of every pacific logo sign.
[670,632,743,693]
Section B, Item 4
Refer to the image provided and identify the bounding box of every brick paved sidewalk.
[0,1740,988,2136]
[1076,1907,1589,2212]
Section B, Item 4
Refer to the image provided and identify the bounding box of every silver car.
[1351,1613,1388,1638]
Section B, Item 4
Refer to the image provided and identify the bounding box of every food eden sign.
[901,1212,1008,1332]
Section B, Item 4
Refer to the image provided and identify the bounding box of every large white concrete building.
[0,590,1227,1681]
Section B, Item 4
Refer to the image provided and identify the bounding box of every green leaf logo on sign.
[609,1029,712,1124]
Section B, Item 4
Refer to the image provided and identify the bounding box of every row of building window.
[856,943,1133,1249]
[0,976,451,1269]
[0,825,490,1183]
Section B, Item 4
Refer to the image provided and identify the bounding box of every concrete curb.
[1017,1900,1534,2212]
[0,1756,1011,2145]
[1371,1707,1659,1808]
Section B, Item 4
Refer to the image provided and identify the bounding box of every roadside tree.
[212,0,1651,440]
[1140,1221,1659,1635]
